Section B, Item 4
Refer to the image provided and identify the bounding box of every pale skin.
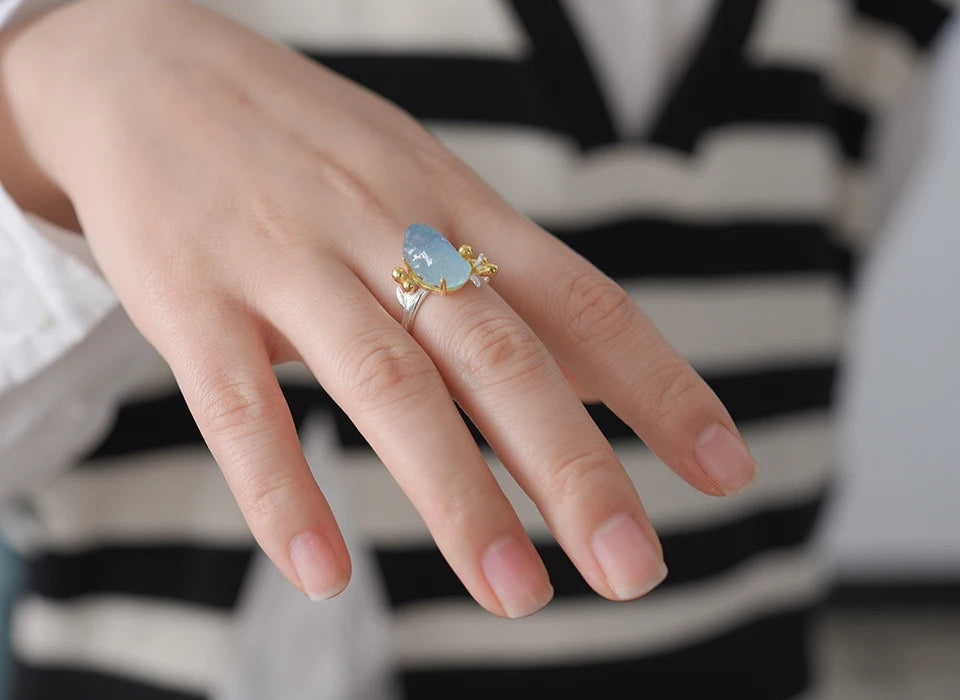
[0,0,756,618]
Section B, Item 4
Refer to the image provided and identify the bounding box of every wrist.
[0,14,78,228]
[0,0,176,227]
[1,1,111,185]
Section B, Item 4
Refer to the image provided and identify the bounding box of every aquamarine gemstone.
[402,223,472,292]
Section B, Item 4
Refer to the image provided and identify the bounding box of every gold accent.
[473,258,499,278]
[393,243,499,295]
[393,264,418,292]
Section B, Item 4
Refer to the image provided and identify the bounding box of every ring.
[392,223,499,331]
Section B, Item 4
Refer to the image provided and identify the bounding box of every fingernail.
[289,532,347,601]
[481,535,554,619]
[591,513,667,600]
[694,423,757,495]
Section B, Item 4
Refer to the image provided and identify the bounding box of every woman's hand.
[3,0,755,617]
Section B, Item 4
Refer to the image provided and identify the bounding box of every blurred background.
[819,14,960,697]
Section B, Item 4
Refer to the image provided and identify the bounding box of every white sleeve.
[0,0,145,503]
[0,189,117,392]
[1,0,103,390]
[0,184,130,502]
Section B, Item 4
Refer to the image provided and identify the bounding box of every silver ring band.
[396,285,429,332]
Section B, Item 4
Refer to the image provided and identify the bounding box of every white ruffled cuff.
[0,185,118,392]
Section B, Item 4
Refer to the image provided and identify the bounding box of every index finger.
[157,304,352,600]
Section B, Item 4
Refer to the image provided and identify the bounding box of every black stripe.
[12,663,204,700]
[728,69,871,163]
[654,66,871,161]
[306,24,871,162]
[855,0,953,49]
[83,384,328,460]
[25,545,254,609]
[700,363,835,425]
[308,5,624,151]
[589,364,835,440]
[304,54,565,135]
[334,363,836,449]
[550,219,849,279]
[81,360,834,465]
[77,363,835,460]
[400,608,813,699]
[506,0,618,149]
[831,98,871,162]
[375,491,827,609]
[827,580,960,609]
[311,53,869,163]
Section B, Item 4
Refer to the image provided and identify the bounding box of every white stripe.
[345,412,835,546]
[430,124,839,224]
[28,451,252,551]
[833,18,921,112]
[627,274,844,371]
[195,0,527,57]
[836,165,876,246]
[748,0,846,73]
[748,4,925,116]
[12,596,235,693]
[392,546,827,667]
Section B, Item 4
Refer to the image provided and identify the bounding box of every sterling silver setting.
[395,260,494,332]
[392,224,499,332]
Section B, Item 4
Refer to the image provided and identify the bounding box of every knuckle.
[455,308,547,387]
[311,157,396,225]
[563,271,636,344]
[135,269,226,351]
[343,330,437,410]
[248,158,399,250]
[547,449,614,503]
[239,470,301,522]
[647,360,702,427]
[407,137,461,179]
[246,193,303,249]
[195,371,276,444]
[431,481,479,532]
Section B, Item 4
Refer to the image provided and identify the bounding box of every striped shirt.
[0,1,954,698]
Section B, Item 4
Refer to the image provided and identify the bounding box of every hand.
[3,0,756,617]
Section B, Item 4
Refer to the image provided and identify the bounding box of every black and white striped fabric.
[3,1,955,698]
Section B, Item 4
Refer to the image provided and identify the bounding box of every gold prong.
[458,245,473,259]
[439,278,448,295]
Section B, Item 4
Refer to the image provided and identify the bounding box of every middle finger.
[360,226,668,602]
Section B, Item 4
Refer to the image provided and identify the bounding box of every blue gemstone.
[402,223,472,292]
